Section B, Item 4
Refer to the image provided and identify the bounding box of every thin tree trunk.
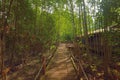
[34,4,38,35]
[78,2,83,37]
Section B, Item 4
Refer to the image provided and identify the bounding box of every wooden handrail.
[34,47,57,80]
[70,50,89,80]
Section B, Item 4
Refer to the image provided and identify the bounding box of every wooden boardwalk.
[44,43,77,80]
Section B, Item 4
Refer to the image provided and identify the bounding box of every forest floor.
[3,43,120,80]
[5,43,77,80]
[7,56,41,80]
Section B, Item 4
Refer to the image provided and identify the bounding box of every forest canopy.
[0,0,120,80]
[0,0,120,55]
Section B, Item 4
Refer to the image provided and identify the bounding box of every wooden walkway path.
[43,43,77,80]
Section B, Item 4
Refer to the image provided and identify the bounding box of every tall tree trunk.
[102,0,111,79]
[78,2,83,37]
[1,0,6,80]
[34,4,38,35]
[69,0,76,39]
[82,0,91,62]
[9,7,18,67]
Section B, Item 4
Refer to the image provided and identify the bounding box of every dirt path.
[44,43,77,80]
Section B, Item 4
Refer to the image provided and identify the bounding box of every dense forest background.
[1,0,120,48]
[0,0,120,80]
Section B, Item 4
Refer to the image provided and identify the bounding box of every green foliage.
[38,11,56,48]
[2,0,120,64]
[107,29,120,55]
[53,10,74,41]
